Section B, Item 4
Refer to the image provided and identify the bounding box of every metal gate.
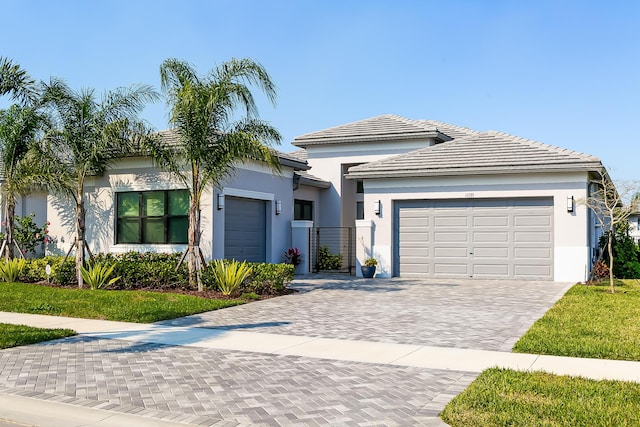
[310,227,355,274]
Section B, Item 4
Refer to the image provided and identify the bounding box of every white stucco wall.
[46,156,297,263]
[358,172,591,283]
[304,139,438,226]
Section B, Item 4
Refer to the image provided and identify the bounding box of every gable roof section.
[347,131,602,179]
[292,114,450,147]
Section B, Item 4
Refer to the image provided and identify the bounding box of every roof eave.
[292,130,442,147]
[346,162,603,179]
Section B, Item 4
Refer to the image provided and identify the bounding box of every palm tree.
[0,105,46,259]
[0,57,37,104]
[148,58,282,291]
[41,78,158,288]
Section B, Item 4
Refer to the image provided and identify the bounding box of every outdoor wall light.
[567,195,574,213]
[275,200,282,215]
[374,200,381,215]
[217,193,225,210]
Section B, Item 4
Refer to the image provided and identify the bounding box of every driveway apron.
[0,277,571,426]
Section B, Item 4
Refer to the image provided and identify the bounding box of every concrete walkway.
[2,312,640,383]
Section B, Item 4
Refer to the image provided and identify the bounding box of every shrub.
[244,262,294,295]
[317,245,343,270]
[283,247,301,266]
[79,262,120,290]
[93,252,188,290]
[209,259,252,296]
[599,224,640,279]
[0,258,26,282]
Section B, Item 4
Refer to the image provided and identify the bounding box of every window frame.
[294,199,313,221]
[115,189,189,244]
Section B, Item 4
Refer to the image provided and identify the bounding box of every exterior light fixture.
[567,196,574,213]
[217,193,225,210]
[276,200,282,215]
[374,200,381,215]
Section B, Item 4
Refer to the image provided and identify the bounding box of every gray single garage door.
[224,197,266,262]
[395,198,553,280]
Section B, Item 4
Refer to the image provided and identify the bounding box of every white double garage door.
[395,198,553,280]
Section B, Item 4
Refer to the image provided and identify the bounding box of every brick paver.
[0,277,571,425]
[0,337,472,426]
[162,277,571,351]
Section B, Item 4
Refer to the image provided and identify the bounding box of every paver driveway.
[163,277,571,352]
[0,277,571,426]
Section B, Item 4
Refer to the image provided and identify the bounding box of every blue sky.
[2,0,638,181]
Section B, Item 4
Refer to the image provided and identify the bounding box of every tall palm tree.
[42,78,158,288]
[0,57,37,104]
[148,58,282,291]
[0,105,46,259]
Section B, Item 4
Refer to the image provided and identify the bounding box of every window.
[356,201,364,220]
[116,190,189,244]
[294,199,313,220]
[356,180,364,194]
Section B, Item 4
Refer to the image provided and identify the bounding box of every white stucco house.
[7,114,607,283]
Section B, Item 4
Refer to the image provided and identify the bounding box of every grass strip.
[0,323,76,349]
[514,279,640,361]
[441,368,640,427]
[0,282,244,323]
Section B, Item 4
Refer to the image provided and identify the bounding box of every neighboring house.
[3,115,608,283]
[628,213,640,245]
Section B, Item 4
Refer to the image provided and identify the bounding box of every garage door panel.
[473,264,509,276]
[434,263,468,275]
[434,232,468,243]
[514,231,552,243]
[396,198,553,280]
[514,215,551,226]
[514,264,552,277]
[515,247,552,259]
[473,216,509,227]
[473,231,509,243]
[473,247,509,258]
[434,216,467,227]
[434,247,468,258]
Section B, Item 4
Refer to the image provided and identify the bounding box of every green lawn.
[0,323,76,349]
[513,279,640,361]
[0,282,245,323]
[441,368,640,427]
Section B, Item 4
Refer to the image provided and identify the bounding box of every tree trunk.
[608,232,615,294]
[75,198,86,288]
[187,196,202,291]
[3,200,15,260]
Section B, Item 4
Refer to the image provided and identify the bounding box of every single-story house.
[6,114,606,283]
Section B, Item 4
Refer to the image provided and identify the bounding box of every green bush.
[244,262,294,295]
[18,252,294,295]
[600,224,640,279]
[317,245,343,270]
[93,252,188,290]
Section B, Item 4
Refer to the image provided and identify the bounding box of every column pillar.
[291,220,313,275]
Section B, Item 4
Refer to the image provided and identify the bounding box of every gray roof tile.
[292,115,447,146]
[348,131,602,178]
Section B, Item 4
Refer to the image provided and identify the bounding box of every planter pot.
[361,265,376,278]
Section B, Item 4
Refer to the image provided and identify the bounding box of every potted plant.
[361,257,377,278]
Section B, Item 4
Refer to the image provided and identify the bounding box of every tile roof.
[347,131,603,179]
[156,129,308,170]
[295,170,331,189]
[292,115,449,147]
